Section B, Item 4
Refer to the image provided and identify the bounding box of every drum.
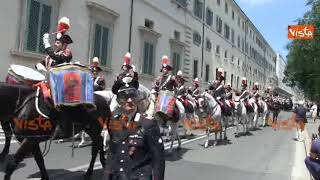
[5,65,45,85]
[48,64,94,107]
[154,90,176,118]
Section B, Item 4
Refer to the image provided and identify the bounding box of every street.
[0,111,311,180]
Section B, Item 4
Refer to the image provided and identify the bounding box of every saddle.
[244,100,254,113]
[218,100,232,116]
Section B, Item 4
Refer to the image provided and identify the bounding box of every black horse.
[0,82,111,180]
[0,83,35,158]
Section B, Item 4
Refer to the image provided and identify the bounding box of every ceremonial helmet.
[121,52,132,70]
[216,67,225,80]
[253,82,259,90]
[193,78,199,86]
[241,77,247,87]
[160,55,172,72]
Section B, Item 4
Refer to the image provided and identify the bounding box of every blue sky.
[235,0,310,58]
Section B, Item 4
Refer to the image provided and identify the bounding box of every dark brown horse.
[0,83,111,180]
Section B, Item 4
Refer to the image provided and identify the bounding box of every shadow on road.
[28,168,105,180]
[165,147,190,162]
[0,154,26,173]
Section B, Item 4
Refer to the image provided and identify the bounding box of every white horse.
[249,97,259,130]
[197,92,222,148]
[234,96,248,137]
[148,90,185,152]
[257,99,269,127]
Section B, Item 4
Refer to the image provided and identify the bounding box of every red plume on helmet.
[56,17,70,34]
[121,52,132,70]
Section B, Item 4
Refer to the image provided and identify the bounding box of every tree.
[284,0,320,101]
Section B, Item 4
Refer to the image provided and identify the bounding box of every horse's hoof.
[204,143,209,148]
[235,134,240,138]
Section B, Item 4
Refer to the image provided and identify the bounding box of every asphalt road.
[0,111,309,180]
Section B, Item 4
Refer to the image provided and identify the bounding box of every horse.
[249,97,259,130]
[2,83,110,180]
[257,99,269,127]
[148,89,184,152]
[234,96,249,137]
[0,83,35,159]
[197,92,223,148]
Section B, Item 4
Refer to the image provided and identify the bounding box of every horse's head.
[234,96,242,114]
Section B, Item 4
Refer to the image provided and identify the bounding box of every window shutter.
[39,4,51,53]
[26,0,40,52]
[101,27,109,66]
[148,44,154,75]
[93,24,102,60]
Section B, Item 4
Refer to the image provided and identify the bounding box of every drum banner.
[49,65,94,107]
[155,90,175,116]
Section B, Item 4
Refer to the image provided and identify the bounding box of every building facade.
[0,0,277,90]
[274,53,294,97]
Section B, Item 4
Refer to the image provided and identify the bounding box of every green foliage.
[284,0,320,101]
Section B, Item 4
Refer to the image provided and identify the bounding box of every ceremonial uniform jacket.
[239,89,249,100]
[41,47,72,68]
[213,84,225,99]
[90,66,106,91]
[104,113,165,180]
[152,74,177,92]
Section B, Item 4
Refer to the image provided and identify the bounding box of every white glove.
[35,63,47,72]
[42,33,51,49]
[217,97,221,100]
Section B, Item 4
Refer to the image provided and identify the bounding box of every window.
[144,19,154,29]
[205,64,210,82]
[216,16,222,33]
[172,52,181,75]
[231,55,234,64]
[237,58,240,66]
[93,24,110,66]
[232,11,235,20]
[142,42,154,75]
[231,29,235,44]
[194,0,203,19]
[237,35,240,48]
[224,71,227,85]
[193,31,201,46]
[241,38,244,52]
[206,8,213,26]
[224,24,230,40]
[217,0,221,5]
[25,0,56,53]
[174,30,180,41]
[225,2,228,14]
[238,16,240,27]
[231,74,234,87]
[206,39,212,52]
[224,50,228,59]
[237,76,239,88]
[216,45,220,55]
[176,0,188,7]
[242,21,245,31]
[193,60,198,79]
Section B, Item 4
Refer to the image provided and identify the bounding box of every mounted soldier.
[209,68,231,116]
[36,17,73,72]
[225,84,235,109]
[112,53,139,95]
[152,55,177,94]
[176,70,191,111]
[239,77,253,112]
[90,57,106,91]
[104,77,165,180]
